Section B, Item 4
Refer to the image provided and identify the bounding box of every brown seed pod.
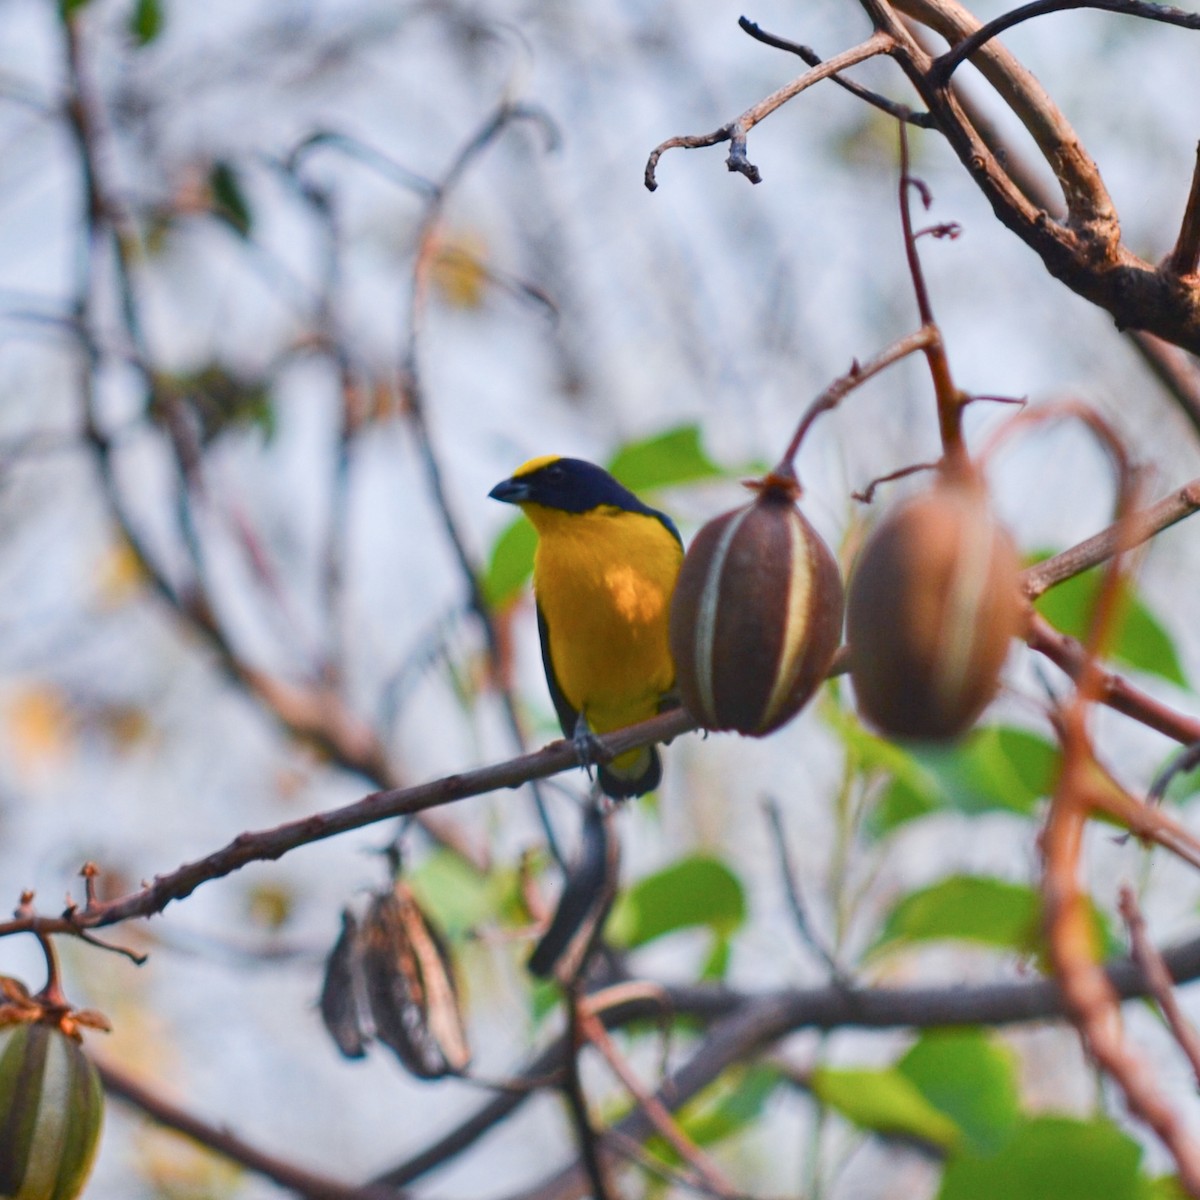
[846,470,1023,740]
[669,476,845,735]
[360,883,470,1079]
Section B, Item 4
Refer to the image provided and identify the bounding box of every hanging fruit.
[846,466,1023,740]
[669,472,844,736]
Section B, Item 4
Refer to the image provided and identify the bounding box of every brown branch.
[1020,476,1200,599]
[0,708,697,938]
[737,17,935,127]
[1169,143,1200,279]
[1,458,1195,942]
[579,1010,737,1199]
[896,0,1200,350]
[1025,615,1200,745]
[96,1056,405,1200]
[1120,887,1200,1088]
[931,0,1200,84]
[777,327,939,475]
[1044,716,1200,1196]
[645,33,894,190]
[375,933,1200,1190]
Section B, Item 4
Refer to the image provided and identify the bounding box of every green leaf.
[811,1065,962,1150]
[700,934,732,982]
[1033,557,1187,688]
[873,874,1119,962]
[906,727,1058,818]
[898,1029,1021,1154]
[671,1066,781,1149]
[606,425,724,494]
[939,1116,1143,1200]
[865,724,1058,838]
[873,876,1039,958]
[482,517,537,608]
[407,849,506,939]
[130,0,163,44]
[1140,1176,1191,1200]
[607,856,746,950]
[209,161,252,238]
[59,0,92,17]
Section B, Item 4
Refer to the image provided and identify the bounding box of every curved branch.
[645,33,894,190]
[932,0,1200,84]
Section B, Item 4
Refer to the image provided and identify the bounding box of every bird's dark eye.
[544,464,565,482]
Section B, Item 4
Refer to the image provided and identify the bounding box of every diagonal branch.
[645,33,894,189]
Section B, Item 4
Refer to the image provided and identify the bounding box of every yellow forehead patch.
[512,454,564,478]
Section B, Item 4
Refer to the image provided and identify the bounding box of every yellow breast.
[527,502,682,735]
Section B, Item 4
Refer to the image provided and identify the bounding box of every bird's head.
[489,456,636,514]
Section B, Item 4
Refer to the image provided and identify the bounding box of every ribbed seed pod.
[359,883,470,1079]
[0,1021,104,1200]
[846,471,1022,740]
[669,478,845,735]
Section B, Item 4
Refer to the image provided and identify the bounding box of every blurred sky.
[1,0,1199,1196]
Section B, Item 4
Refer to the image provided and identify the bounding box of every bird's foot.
[571,714,607,778]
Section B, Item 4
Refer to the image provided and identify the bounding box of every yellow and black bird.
[489,455,684,798]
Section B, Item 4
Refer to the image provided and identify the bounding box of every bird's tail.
[598,744,661,800]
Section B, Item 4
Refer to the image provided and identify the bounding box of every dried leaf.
[319,910,367,1060]
[528,802,620,982]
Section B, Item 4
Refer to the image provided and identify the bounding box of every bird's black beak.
[489,477,531,505]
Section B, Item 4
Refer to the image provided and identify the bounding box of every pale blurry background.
[1,0,1198,1195]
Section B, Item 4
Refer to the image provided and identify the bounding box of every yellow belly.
[530,504,682,735]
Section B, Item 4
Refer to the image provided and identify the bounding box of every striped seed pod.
[359,882,470,1079]
[669,476,845,735]
[846,470,1023,740]
[0,1020,104,1200]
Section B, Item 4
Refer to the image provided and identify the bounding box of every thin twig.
[1020,476,1200,598]
[561,984,615,1200]
[1128,332,1200,439]
[931,0,1200,84]
[776,326,939,475]
[1120,886,1200,1088]
[579,1010,738,1198]
[762,797,842,978]
[399,99,567,866]
[1044,717,1200,1195]
[645,33,894,190]
[1148,741,1200,805]
[1027,615,1200,746]
[896,121,965,463]
[737,17,934,127]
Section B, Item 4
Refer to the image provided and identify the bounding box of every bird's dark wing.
[537,602,579,741]
[537,594,662,800]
